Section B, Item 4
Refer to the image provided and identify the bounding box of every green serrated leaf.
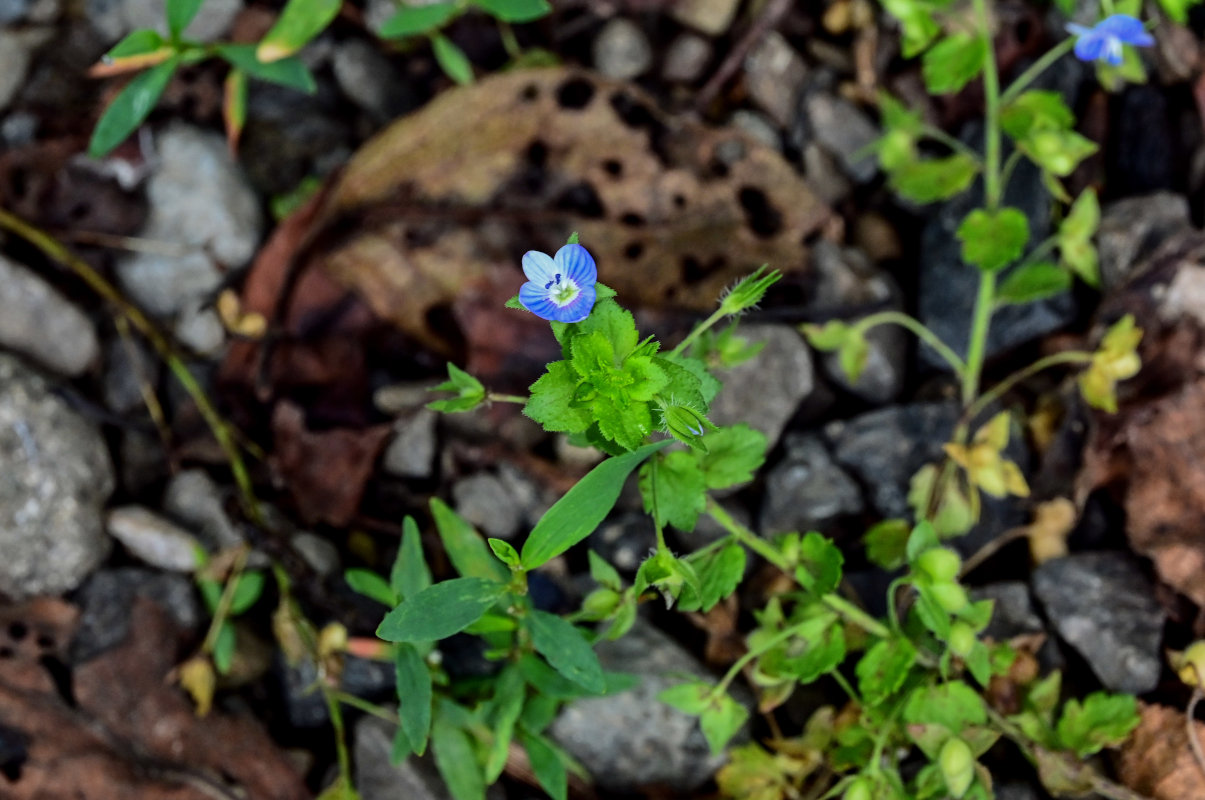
[431,498,510,582]
[1055,692,1140,757]
[379,1,459,37]
[391,516,433,601]
[658,681,713,714]
[921,33,987,94]
[432,33,474,85]
[1001,90,1074,141]
[639,451,706,532]
[794,532,844,595]
[957,207,1030,272]
[345,568,396,606]
[700,693,749,755]
[527,610,605,692]
[864,519,912,569]
[1018,129,1098,177]
[903,681,987,731]
[698,423,767,489]
[856,637,918,706]
[216,44,317,92]
[376,577,505,642]
[473,0,551,22]
[887,153,979,204]
[996,261,1071,306]
[525,360,593,433]
[880,0,940,56]
[521,440,671,569]
[89,55,181,158]
[395,642,433,754]
[678,543,746,613]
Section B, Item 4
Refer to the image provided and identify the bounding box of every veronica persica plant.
[519,244,598,323]
[1066,14,1154,65]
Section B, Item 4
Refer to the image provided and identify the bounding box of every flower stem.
[705,499,789,571]
[670,308,728,358]
[963,350,1094,422]
[852,311,967,376]
[999,39,1076,106]
[487,392,527,404]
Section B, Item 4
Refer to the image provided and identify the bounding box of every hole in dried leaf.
[673,194,686,208]
[602,159,623,177]
[554,182,605,218]
[624,242,644,260]
[620,213,645,227]
[35,634,54,649]
[681,255,726,284]
[556,77,595,109]
[526,140,549,168]
[7,622,26,642]
[0,724,27,783]
[520,83,540,102]
[737,186,783,238]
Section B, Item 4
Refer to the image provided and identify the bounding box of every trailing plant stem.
[963,350,1095,423]
[999,39,1076,106]
[855,311,966,375]
[671,307,728,357]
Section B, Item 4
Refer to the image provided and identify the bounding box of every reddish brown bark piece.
[1079,231,1205,617]
[271,401,392,526]
[0,597,310,800]
[1116,703,1205,800]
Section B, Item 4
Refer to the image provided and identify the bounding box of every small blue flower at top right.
[1066,14,1154,66]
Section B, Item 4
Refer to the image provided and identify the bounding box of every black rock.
[70,568,201,663]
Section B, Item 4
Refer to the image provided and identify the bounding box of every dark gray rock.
[71,568,200,663]
[1032,552,1166,694]
[826,402,958,519]
[760,434,863,535]
[0,354,114,599]
[241,82,352,197]
[744,32,806,127]
[917,138,1074,369]
[87,0,239,43]
[0,29,52,112]
[1113,85,1177,197]
[1098,192,1192,290]
[972,581,1043,640]
[802,93,879,183]
[333,38,413,121]
[710,324,816,450]
[549,619,746,792]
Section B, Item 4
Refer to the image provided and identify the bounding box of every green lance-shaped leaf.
[521,439,671,569]
[390,515,432,601]
[379,0,459,37]
[88,55,181,158]
[472,0,551,23]
[257,0,343,62]
[376,577,506,642]
[432,33,474,85]
[395,642,433,754]
[431,715,487,800]
[431,498,510,581]
[166,0,205,38]
[527,610,606,692]
[216,44,317,92]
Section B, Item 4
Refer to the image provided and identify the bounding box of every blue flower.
[519,244,597,323]
[1066,14,1154,66]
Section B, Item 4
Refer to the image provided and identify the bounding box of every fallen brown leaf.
[1116,703,1205,800]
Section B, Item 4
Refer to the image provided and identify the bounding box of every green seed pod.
[843,777,872,800]
[581,587,621,619]
[929,580,970,613]
[916,547,961,583]
[948,620,977,658]
[939,737,975,799]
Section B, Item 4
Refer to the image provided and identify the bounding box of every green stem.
[200,545,251,654]
[487,392,527,404]
[885,577,909,636]
[497,20,521,59]
[650,457,668,552]
[671,308,728,358]
[963,350,1094,422]
[706,499,789,571]
[330,689,403,724]
[322,686,354,791]
[999,39,1076,106]
[852,311,967,376]
[830,669,860,703]
[961,272,997,405]
[822,593,892,640]
[715,618,813,694]
[998,148,1025,198]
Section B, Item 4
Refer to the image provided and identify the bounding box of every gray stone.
[0,29,52,112]
[241,83,352,197]
[117,123,262,317]
[670,0,740,35]
[291,532,340,577]
[803,93,879,183]
[1098,192,1192,290]
[382,409,438,479]
[826,402,958,518]
[333,38,411,121]
[710,324,815,450]
[0,354,114,599]
[918,124,1073,369]
[1032,552,1166,694]
[71,568,200,662]
[593,17,653,81]
[87,0,240,43]
[802,142,853,206]
[592,514,656,574]
[744,32,806,127]
[809,241,906,403]
[0,253,99,376]
[452,472,523,540]
[730,110,781,151]
[972,581,1043,641]
[549,620,746,791]
[1,111,38,147]
[0,0,31,23]
[760,434,863,535]
[173,301,226,356]
[662,32,711,83]
[163,468,246,552]
[354,715,452,800]
[105,505,203,572]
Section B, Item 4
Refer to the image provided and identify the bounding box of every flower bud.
[948,621,977,658]
[939,737,975,799]
[719,266,782,315]
[843,777,872,800]
[1177,640,1205,690]
[929,580,969,613]
[916,548,961,582]
[662,403,711,450]
[581,587,621,619]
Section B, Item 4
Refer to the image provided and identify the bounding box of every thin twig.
[694,0,793,114]
[960,525,1029,578]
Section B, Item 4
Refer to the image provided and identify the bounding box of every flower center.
[544,273,580,306]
